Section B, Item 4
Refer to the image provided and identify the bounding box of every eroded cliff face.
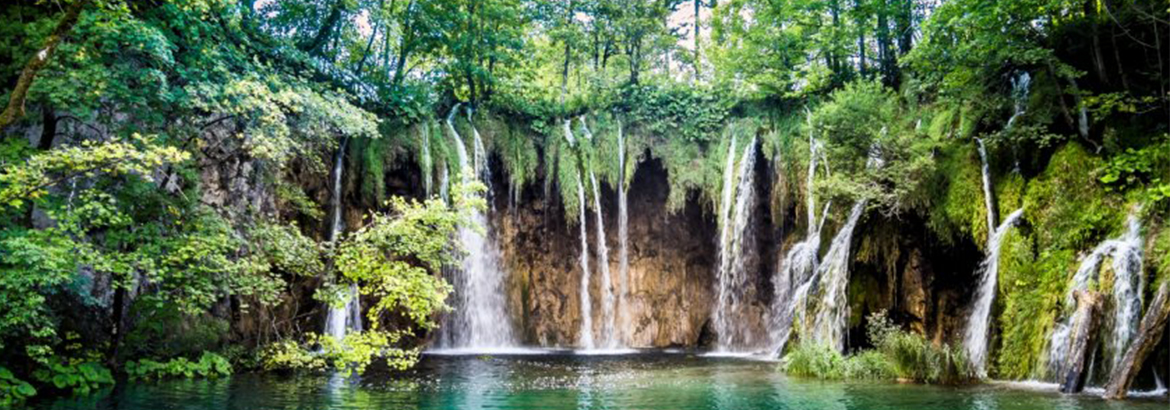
[338,141,980,351]
[494,158,724,347]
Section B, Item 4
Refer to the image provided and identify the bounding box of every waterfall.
[324,137,363,341]
[1047,213,1144,380]
[421,123,432,197]
[806,148,880,351]
[591,172,619,348]
[713,137,759,352]
[808,201,865,351]
[576,172,594,349]
[976,138,997,236]
[616,123,630,346]
[964,208,1025,376]
[437,103,516,349]
[1005,71,1031,130]
[439,163,449,204]
[964,135,1027,376]
[769,126,827,355]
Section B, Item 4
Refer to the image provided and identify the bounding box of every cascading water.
[713,137,759,352]
[963,136,1026,376]
[590,172,619,348]
[421,123,432,197]
[1006,71,1031,130]
[324,137,362,341]
[976,138,997,234]
[806,148,881,351]
[565,118,596,349]
[1047,213,1144,380]
[576,172,594,349]
[437,103,516,350]
[616,123,630,345]
[769,123,827,356]
[964,208,1025,376]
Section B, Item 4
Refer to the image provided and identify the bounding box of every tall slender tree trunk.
[0,0,88,130]
[876,0,895,85]
[301,0,347,56]
[694,0,702,80]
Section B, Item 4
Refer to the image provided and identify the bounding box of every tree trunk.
[894,0,912,54]
[0,0,89,130]
[1060,290,1103,394]
[1105,282,1170,400]
[694,0,701,80]
[391,0,417,86]
[106,280,127,364]
[876,0,895,85]
[301,0,347,56]
[38,106,57,151]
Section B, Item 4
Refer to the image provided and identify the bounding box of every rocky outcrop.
[495,158,724,347]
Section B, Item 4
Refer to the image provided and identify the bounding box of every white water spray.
[964,208,1025,376]
[324,137,363,341]
[1047,213,1144,380]
[438,104,516,349]
[713,137,759,352]
[769,119,827,355]
[1006,71,1031,130]
[616,124,630,346]
[576,171,594,349]
[591,172,619,348]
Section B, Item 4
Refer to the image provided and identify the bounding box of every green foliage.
[0,134,187,208]
[617,85,731,143]
[783,311,973,384]
[0,367,36,405]
[867,312,974,384]
[814,81,938,215]
[260,331,417,376]
[1099,136,1170,205]
[31,358,113,396]
[125,352,232,381]
[248,221,325,278]
[122,303,229,362]
[1024,143,1123,251]
[927,142,991,247]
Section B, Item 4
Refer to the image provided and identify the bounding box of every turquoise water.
[25,353,1168,409]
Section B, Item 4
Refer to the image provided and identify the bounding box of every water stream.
[436,104,516,350]
[713,137,759,352]
[768,128,827,355]
[616,123,631,346]
[323,137,362,341]
[964,208,1025,376]
[1048,213,1144,381]
[576,171,594,349]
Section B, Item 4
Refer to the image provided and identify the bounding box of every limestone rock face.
[495,159,720,348]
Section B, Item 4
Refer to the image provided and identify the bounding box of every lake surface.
[24,352,1169,409]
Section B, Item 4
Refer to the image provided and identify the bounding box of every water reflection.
[20,354,1169,410]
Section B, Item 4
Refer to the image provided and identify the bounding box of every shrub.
[122,303,229,361]
[782,311,974,385]
[31,358,113,396]
[125,352,233,380]
[0,367,36,405]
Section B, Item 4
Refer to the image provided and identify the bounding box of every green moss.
[1023,143,1124,251]
[928,142,989,247]
[992,142,1127,379]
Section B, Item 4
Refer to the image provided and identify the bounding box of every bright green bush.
[125,352,232,380]
[122,303,229,361]
[0,367,36,405]
[782,311,973,384]
[31,358,113,396]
